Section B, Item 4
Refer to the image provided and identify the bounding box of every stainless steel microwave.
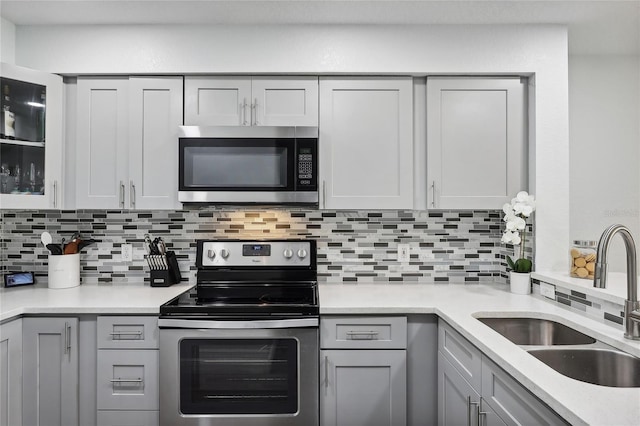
[178,126,318,205]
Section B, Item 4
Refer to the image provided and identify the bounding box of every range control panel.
[199,240,312,267]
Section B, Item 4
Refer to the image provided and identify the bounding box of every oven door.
[159,318,319,426]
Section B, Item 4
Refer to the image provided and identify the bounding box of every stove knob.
[207,249,216,259]
[219,248,230,259]
[283,248,294,259]
[297,248,308,259]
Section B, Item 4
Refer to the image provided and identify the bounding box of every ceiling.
[1,0,639,55]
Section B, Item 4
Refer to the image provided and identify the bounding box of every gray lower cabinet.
[96,316,159,426]
[320,316,407,426]
[438,320,567,426]
[22,317,79,426]
[0,319,22,426]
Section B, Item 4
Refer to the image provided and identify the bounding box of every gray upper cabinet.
[427,77,527,209]
[184,76,319,126]
[319,77,414,209]
[22,317,79,426]
[75,76,183,210]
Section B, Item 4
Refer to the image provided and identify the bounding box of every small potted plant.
[501,191,536,294]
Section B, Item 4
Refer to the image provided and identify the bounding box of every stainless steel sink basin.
[529,348,640,388]
[477,317,596,345]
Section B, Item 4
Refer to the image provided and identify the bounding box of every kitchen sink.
[477,317,596,345]
[528,348,640,388]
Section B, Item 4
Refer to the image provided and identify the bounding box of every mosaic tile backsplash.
[1,208,514,285]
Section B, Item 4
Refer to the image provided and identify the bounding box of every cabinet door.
[438,320,482,391]
[427,77,526,209]
[184,76,251,125]
[128,77,183,210]
[76,77,129,209]
[438,353,480,426]
[1,62,63,209]
[97,410,158,426]
[251,77,318,126]
[481,357,567,426]
[479,398,508,426]
[319,77,413,209]
[321,349,407,426]
[22,317,79,426]
[0,319,22,426]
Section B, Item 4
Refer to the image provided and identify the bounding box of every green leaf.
[506,256,516,270]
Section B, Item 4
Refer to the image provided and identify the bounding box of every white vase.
[509,271,531,295]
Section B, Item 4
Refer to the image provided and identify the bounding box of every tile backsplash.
[1,208,516,285]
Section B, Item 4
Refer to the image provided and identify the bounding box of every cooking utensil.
[46,243,63,255]
[78,239,96,252]
[41,231,52,248]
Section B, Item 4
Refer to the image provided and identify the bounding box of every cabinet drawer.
[97,350,159,411]
[321,316,407,349]
[438,319,482,391]
[97,316,158,349]
[97,410,158,426]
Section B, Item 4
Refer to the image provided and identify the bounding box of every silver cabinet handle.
[130,180,136,208]
[467,396,479,426]
[53,180,58,208]
[64,322,71,356]
[119,181,125,208]
[242,98,248,125]
[109,331,143,339]
[346,330,379,340]
[322,180,326,208]
[324,355,329,389]
[431,180,436,208]
[110,378,143,385]
[477,398,487,426]
[253,97,259,125]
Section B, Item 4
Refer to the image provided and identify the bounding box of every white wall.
[13,24,570,272]
[0,17,16,64]
[569,55,640,272]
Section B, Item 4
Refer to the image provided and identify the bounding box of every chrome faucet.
[593,224,640,340]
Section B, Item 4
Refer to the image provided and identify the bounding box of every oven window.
[184,145,289,188]
[179,338,298,415]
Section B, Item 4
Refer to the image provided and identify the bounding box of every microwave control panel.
[296,138,317,189]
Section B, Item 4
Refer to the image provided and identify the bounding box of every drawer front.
[97,410,158,426]
[97,350,159,411]
[321,316,407,349]
[438,319,482,391]
[97,316,158,349]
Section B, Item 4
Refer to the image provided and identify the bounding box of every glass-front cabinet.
[1,63,62,209]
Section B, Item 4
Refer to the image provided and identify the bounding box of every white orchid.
[502,191,536,273]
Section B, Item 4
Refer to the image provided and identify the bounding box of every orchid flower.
[501,191,536,273]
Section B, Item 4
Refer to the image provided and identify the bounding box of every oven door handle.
[158,318,319,329]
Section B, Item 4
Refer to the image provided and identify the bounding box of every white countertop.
[533,270,636,305]
[0,282,193,322]
[2,281,639,425]
[319,282,640,426]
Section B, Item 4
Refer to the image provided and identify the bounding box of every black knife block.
[147,251,182,287]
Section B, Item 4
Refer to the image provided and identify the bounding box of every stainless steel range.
[158,239,319,426]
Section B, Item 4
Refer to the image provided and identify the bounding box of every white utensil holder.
[48,253,80,289]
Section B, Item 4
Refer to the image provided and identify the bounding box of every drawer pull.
[109,331,143,340]
[110,378,143,385]
[346,330,379,340]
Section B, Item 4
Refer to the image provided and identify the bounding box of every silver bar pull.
[467,396,480,426]
[322,180,326,208]
[53,180,58,208]
[110,378,143,384]
[431,180,436,208]
[477,398,487,426]
[253,97,259,125]
[130,180,136,208]
[119,181,125,208]
[324,355,329,389]
[109,331,143,339]
[64,322,71,356]
[242,98,248,125]
[346,330,379,340]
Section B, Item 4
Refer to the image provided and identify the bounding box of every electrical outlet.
[121,244,133,262]
[397,244,410,263]
[540,282,555,299]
